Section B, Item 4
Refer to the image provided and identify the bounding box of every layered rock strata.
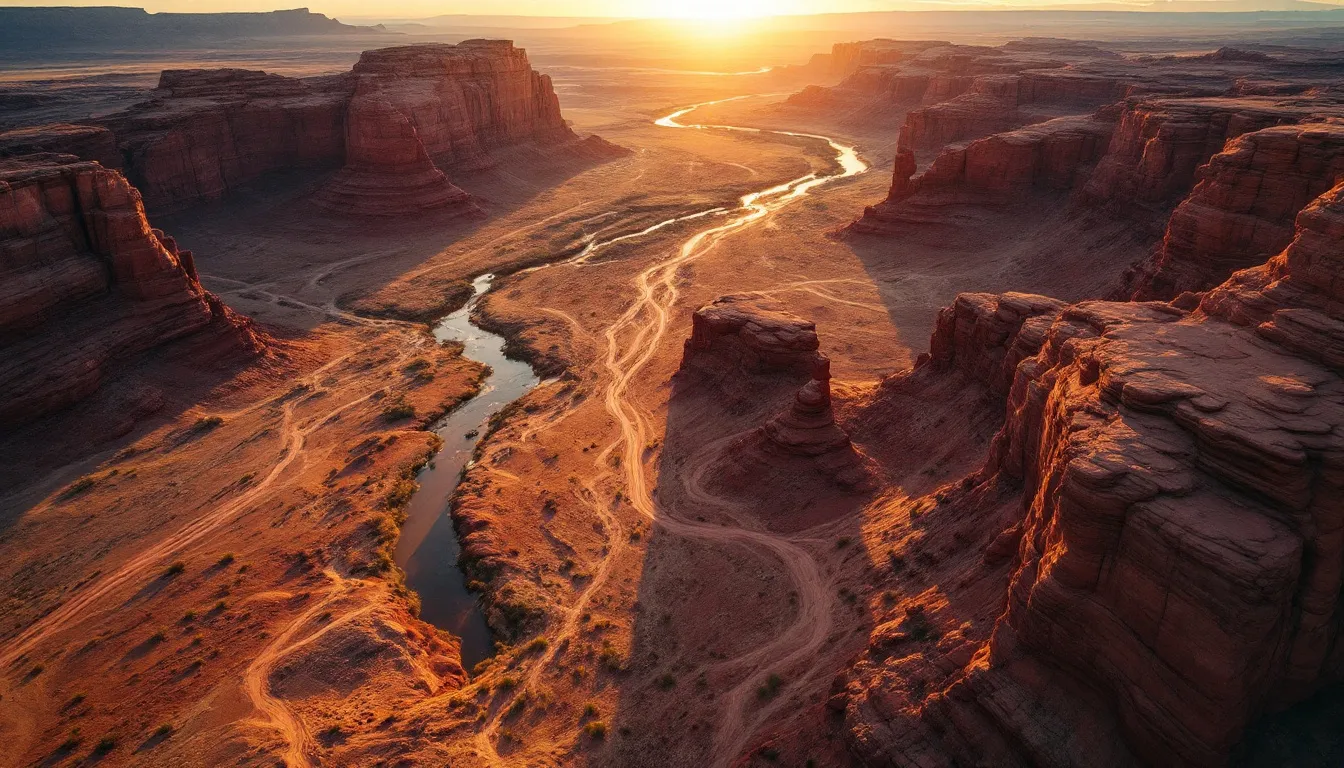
[853,115,1114,233]
[0,154,261,424]
[759,358,873,489]
[680,295,872,490]
[348,40,574,170]
[312,94,475,216]
[0,123,121,169]
[1130,123,1344,300]
[103,68,351,212]
[841,180,1344,768]
[44,40,583,214]
[680,294,826,377]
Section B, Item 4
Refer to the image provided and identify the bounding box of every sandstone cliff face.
[1130,123,1344,300]
[347,40,574,171]
[0,154,261,424]
[312,93,475,216]
[104,68,351,212]
[679,295,873,490]
[74,41,580,214]
[1079,96,1313,211]
[842,180,1344,768]
[897,72,1125,152]
[854,115,1114,233]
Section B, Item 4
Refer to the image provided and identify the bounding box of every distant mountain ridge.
[0,6,387,48]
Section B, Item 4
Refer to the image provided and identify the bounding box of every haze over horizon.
[2,0,1344,18]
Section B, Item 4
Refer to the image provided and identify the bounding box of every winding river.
[393,94,867,669]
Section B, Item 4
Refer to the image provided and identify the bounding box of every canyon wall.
[842,183,1344,768]
[0,154,261,424]
[1129,123,1344,300]
[103,68,351,212]
[3,41,583,214]
[853,114,1115,233]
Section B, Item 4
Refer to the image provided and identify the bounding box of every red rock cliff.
[1129,123,1344,300]
[841,180,1344,768]
[0,154,261,424]
[93,40,577,213]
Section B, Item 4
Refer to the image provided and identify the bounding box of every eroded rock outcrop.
[681,293,825,378]
[81,40,589,214]
[1129,123,1344,300]
[842,180,1344,768]
[680,295,873,490]
[313,94,475,216]
[0,154,262,424]
[853,115,1114,233]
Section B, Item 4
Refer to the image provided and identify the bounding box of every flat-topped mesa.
[90,40,588,214]
[0,123,120,169]
[312,94,476,217]
[1128,123,1344,300]
[852,114,1115,234]
[348,40,575,170]
[0,154,262,425]
[103,68,351,212]
[681,293,824,378]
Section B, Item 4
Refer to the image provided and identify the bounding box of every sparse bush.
[582,720,607,740]
[153,723,173,738]
[163,561,186,578]
[655,673,676,691]
[582,703,599,718]
[757,673,783,700]
[61,476,96,499]
[191,416,224,433]
[526,637,549,653]
[381,400,416,422]
[93,736,116,754]
[216,553,235,566]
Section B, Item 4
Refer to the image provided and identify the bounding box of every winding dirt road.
[598,99,869,762]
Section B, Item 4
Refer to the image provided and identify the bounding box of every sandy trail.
[597,98,869,764]
[0,331,424,673]
[242,575,371,768]
[462,96,867,766]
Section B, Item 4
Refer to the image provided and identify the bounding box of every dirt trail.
[0,336,423,672]
[461,97,868,766]
[596,99,868,764]
[242,575,371,768]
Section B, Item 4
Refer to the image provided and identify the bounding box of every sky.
[1,0,1341,16]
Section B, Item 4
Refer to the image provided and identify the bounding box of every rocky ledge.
[841,179,1344,767]
[3,41,614,216]
[0,154,263,425]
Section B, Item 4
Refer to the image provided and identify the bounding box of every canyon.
[2,12,1344,768]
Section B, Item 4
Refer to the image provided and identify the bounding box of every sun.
[649,0,777,19]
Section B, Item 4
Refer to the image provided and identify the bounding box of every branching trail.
[598,99,869,764]
[242,575,371,768]
[0,336,424,672]
[462,97,867,767]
